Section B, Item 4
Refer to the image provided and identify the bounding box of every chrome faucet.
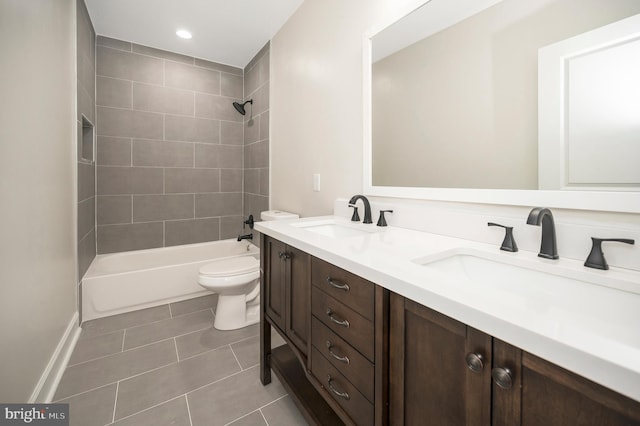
[526,207,558,259]
[348,195,372,224]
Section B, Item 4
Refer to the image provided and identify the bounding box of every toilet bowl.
[198,210,299,330]
[198,256,260,330]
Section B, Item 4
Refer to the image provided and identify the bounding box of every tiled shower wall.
[243,43,270,220]
[77,0,96,276]
[95,37,247,253]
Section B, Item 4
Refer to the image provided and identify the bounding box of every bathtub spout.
[237,233,253,242]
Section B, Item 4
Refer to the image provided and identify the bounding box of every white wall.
[0,0,78,401]
[270,0,639,269]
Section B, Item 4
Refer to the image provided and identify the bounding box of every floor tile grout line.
[111,381,120,424]
[222,409,261,426]
[185,364,260,401]
[121,329,126,352]
[52,382,116,404]
[260,409,270,426]
[185,394,194,426]
[174,337,180,361]
[169,303,174,318]
[62,336,178,369]
[178,332,260,363]
[105,394,187,425]
[228,344,243,370]
[126,322,215,353]
[123,306,215,335]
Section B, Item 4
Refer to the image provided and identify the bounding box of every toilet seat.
[198,256,260,289]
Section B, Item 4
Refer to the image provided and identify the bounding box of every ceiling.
[85,0,304,69]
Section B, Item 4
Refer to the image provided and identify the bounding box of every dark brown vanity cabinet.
[389,294,640,426]
[262,235,310,358]
[261,235,388,426]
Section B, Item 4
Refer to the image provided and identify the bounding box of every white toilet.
[198,210,299,330]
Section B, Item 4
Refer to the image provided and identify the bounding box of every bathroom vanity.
[257,217,640,426]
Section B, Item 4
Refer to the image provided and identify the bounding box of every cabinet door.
[389,294,491,426]
[263,236,286,331]
[286,245,310,356]
[492,341,640,426]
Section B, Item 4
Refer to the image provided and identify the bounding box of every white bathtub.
[82,240,260,322]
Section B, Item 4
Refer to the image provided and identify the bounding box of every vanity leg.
[260,289,272,385]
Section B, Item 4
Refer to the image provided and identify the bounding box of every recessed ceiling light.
[176,29,192,39]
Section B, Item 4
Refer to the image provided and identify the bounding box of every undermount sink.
[291,219,377,238]
[412,248,639,295]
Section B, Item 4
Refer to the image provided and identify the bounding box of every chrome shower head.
[232,99,253,116]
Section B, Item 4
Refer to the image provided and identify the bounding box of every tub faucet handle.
[243,214,254,230]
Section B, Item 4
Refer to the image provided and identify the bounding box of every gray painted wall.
[0,0,77,401]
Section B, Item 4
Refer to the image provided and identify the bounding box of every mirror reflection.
[371,0,640,190]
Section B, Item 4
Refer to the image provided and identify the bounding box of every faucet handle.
[488,222,518,252]
[377,210,394,227]
[584,237,634,270]
[348,204,360,222]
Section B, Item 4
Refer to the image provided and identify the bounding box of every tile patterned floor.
[54,295,307,426]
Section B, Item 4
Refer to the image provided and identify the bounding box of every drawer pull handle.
[465,352,484,373]
[326,277,350,292]
[326,341,350,364]
[492,367,513,390]
[327,375,350,400]
[326,309,350,328]
[278,251,290,260]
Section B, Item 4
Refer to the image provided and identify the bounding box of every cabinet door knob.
[492,367,513,389]
[465,352,484,373]
[326,309,350,328]
[326,341,350,364]
[327,375,350,400]
[278,251,290,260]
[326,276,350,292]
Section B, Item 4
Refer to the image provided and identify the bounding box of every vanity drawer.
[312,287,374,362]
[312,317,374,403]
[311,347,374,426]
[311,257,374,321]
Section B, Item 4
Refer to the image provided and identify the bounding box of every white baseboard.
[29,312,81,403]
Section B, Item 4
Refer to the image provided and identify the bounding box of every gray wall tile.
[244,140,268,169]
[97,222,164,253]
[195,144,243,168]
[194,58,242,75]
[221,169,243,192]
[259,110,269,141]
[78,85,95,124]
[78,229,96,280]
[221,72,243,98]
[243,169,259,195]
[97,76,132,108]
[97,107,163,139]
[97,136,132,166]
[165,61,220,94]
[132,139,193,167]
[133,194,194,222]
[250,82,269,116]
[195,93,241,122]
[244,194,269,223]
[259,168,269,196]
[221,121,243,145]
[165,218,221,246]
[195,193,242,218]
[97,46,163,84]
[133,83,194,115]
[97,36,131,51]
[165,115,220,143]
[132,44,194,65]
[78,162,95,201]
[164,168,220,193]
[220,216,244,240]
[244,116,259,144]
[97,166,163,195]
[97,195,132,225]
[78,197,95,239]
[78,51,96,98]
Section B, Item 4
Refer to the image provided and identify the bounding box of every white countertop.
[255,215,640,402]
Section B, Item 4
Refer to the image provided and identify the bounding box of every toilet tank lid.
[261,210,299,221]
[199,256,259,277]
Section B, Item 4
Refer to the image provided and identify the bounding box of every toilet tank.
[261,210,299,221]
